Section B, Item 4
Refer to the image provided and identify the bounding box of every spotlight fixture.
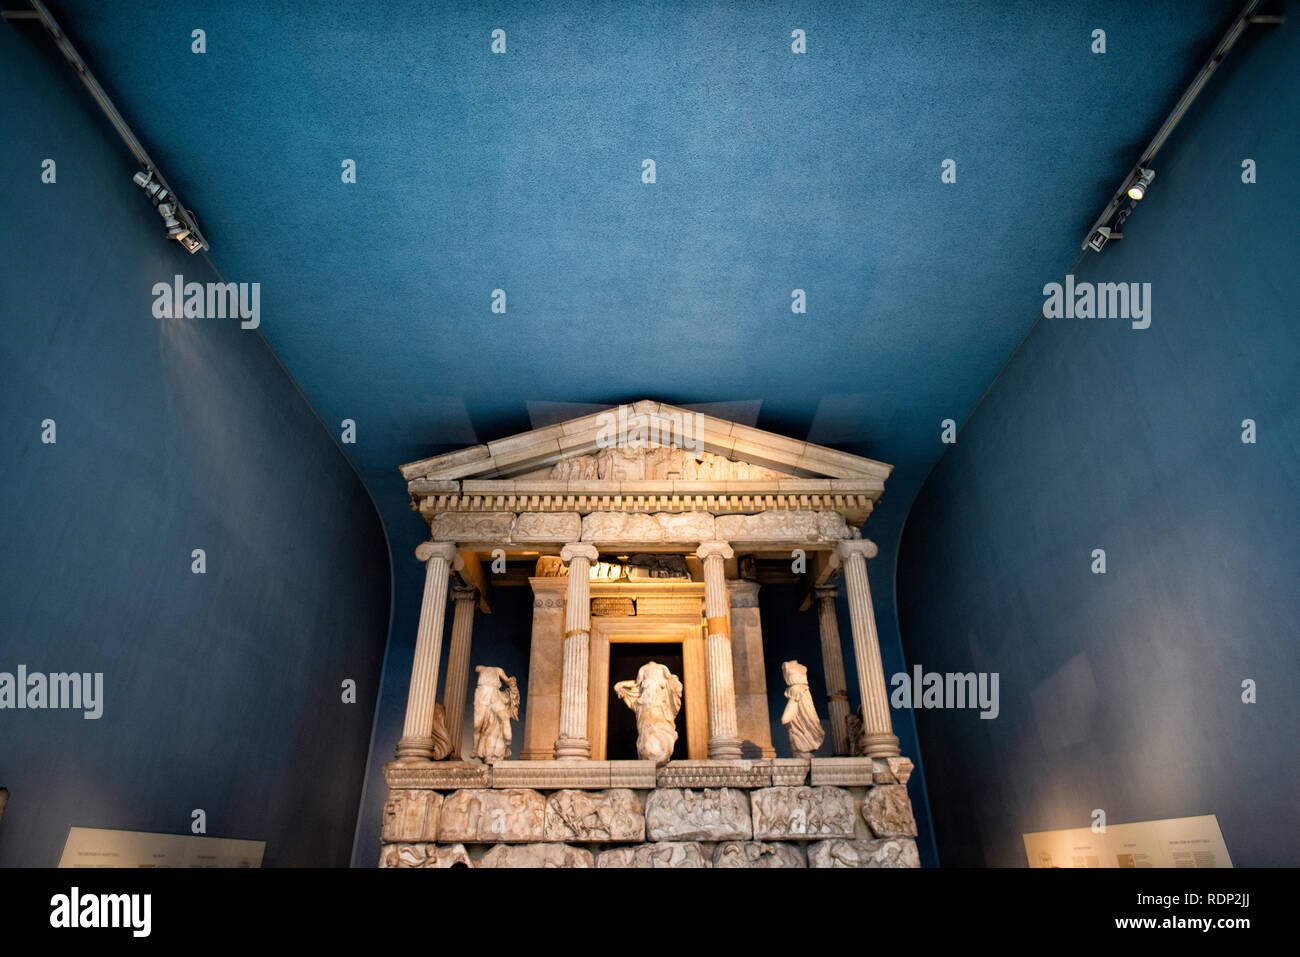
[133,168,204,253]
[1126,167,1156,201]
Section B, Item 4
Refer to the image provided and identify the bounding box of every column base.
[394,735,437,763]
[707,736,743,760]
[862,732,901,758]
[553,736,590,760]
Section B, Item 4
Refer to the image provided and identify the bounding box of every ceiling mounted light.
[1127,167,1156,201]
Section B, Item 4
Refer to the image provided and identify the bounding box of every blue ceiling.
[48,0,1232,547]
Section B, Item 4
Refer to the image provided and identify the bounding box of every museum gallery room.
[1,0,1297,885]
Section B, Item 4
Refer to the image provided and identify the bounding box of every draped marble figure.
[471,665,519,762]
[781,660,825,758]
[614,661,683,766]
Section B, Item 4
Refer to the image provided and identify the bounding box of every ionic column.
[442,585,478,758]
[554,542,598,759]
[395,541,459,762]
[836,540,900,758]
[815,584,852,755]
[696,541,742,760]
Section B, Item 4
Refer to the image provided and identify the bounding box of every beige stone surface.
[597,843,710,868]
[609,760,659,788]
[644,788,752,842]
[861,784,918,837]
[810,757,875,787]
[439,789,546,843]
[383,761,491,790]
[712,842,807,868]
[807,838,920,868]
[886,756,914,784]
[580,511,716,544]
[381,789,442,843]
[492,760,612,789]
[478,843,595,868]
[510,512,581,543]
[378,842,472,868]
[657,759,772,789]
[428,511,515,542]
[714,510,846,544]
[544,789,645,843]
[769,758,810,786]
[750,786,856,840]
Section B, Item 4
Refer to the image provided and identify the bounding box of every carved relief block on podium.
[750,787,856,840]
[861,784,918,837]
[597,842,710,868]
[644,788,752,841]
[544,789,645,843]
[378,842,472,868]
[807,838,921,868]
[438,789,546,843]
[712,842,807,868]
[479,844,595,868]
[381,790,442,843]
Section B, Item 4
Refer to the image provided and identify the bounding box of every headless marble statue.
[614,661,683,766]
[471,665,519,763]
[781,659,825,759]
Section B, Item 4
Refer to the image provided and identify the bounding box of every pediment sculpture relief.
[548,446,783,482]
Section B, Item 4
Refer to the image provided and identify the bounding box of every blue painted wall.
[895,21,1299,867]
[0,24,392,867]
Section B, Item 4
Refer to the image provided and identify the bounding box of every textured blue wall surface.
[896,21,1299,867]
[0,24,392,867]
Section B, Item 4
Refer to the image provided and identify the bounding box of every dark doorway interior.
[606,642,686,761]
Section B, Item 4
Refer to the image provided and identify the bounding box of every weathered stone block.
[886,756,914,784]
[861,784,918,837]
[769,758,809,786]
[810,756,874,787]
[429,511,515,542]
[750,786,856,840]
[644,788,752,841]
[492,760,610,789]
[378,843,471,868]
[478,843,594,868]
[807,838,920,868]
[383,760,491,790]
[713,842,806,868]
[597,842,710,868]
[510,512,581,544]
[381,789,442,843]
[544,789,645,842]
[439,789,546,844]
[657,759,771,789]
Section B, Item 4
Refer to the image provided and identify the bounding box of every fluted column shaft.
[837,540,900,757]
[815,584,851,756]
[396,541,459,762]
[442,586,477,758]
[555,543,599,759]
[697,541,742,759]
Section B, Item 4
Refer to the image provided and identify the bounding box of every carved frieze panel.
[550,446,786,483]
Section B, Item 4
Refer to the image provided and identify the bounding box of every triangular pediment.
[400,400,891,484]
